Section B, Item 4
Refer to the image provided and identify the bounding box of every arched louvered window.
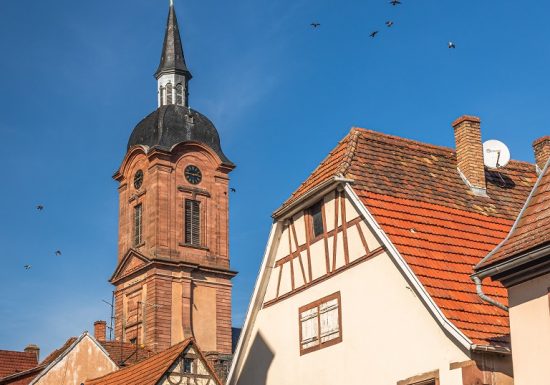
[185,199,200,246]
[166,83,173,104]
[159,87,165,106]
[176,84,183,105]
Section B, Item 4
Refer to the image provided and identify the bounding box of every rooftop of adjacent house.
[99,341,153,367]
[476,158,550,271]
[0,350,37,379]
[284,125,539,347]
[86,338,221,385]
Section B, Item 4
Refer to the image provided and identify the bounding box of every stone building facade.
[109,2,236,357]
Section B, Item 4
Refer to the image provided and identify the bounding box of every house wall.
[232,190,477,385]
[34,336,117,385]
[507,272,550,385]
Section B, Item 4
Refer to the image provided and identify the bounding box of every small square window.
[129,337,137,345]
[183,358,194,373]
[310,201,324,238]
[299,292,342,355]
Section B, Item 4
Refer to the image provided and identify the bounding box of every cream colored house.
[473,138,550,385]
[228,116,543,385]
[0,332,118,385]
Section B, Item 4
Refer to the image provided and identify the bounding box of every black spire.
[155,3,192,80]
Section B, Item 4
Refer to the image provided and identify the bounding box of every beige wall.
[235,250,473,385]
[35,336,117,385]
[508,272,550,385]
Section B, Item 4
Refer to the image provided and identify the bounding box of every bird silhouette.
[24,265,32,270]
[55,250,62,256]
[448,41,456,49]
[370,31,379,38]
[310,22,320,28]
[386,21,394,27]
[36,205,44,211]
[230,188,236,193]
[390,0,401,5]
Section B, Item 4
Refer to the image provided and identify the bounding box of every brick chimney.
[452,115,486,195]
[533,136,550,172]
[24,344,40,362]
[94,320,107,341]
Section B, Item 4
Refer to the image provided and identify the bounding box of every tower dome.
[128,104,233,166]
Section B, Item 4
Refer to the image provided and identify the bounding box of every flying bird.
[55,250,62,256]
[24,265,32,270]
[310,22,320,28]
[390,0,401,6]
[385,21,394,27]
[230,188,236,193]
[370,31,379,38]
[448,41,456,49]
[36,205,44,211]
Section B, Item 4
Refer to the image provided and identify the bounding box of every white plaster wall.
[234,251,470,385]
[508,272,550,385]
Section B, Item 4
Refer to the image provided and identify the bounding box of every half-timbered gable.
[264,189,382,305]
[229,118,540,385]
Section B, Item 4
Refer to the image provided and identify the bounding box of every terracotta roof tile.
[86,339,221,385]
[0,351,37,379]
[287,127,538,347]
[39,337,77,367]
[477,161,550,269]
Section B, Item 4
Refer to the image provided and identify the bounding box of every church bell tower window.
[176,84,183,105]
[134,204,143,246]
[185,199,201,246]
[166,83,173,104]
[160,87,165,106]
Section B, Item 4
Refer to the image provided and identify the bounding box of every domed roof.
[128,105,233,166]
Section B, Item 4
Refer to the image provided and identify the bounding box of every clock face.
[134,170,144,189]
[185,165,202,185]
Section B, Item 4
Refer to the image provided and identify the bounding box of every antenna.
[483,140,510,169]
[102,292,115,341]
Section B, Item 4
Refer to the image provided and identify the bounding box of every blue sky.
[0,0,548,356]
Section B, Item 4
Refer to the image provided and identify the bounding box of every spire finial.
[170,0,174,6]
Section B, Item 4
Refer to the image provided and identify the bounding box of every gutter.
[471,158,550,312]
[472,276,508,312]
[471,344,511,355]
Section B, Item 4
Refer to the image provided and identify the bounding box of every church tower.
[110,2,236,356]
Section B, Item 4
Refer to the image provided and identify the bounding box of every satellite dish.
[483,140,510,169]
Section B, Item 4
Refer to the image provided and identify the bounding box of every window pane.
[300,308,319,349]
[311,202,324,237]
[320,299,339,343]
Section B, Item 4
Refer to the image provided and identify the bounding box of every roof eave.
[472,243,550,284]
[272,175,354,220]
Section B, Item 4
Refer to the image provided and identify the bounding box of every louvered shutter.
[300,308,319,350]
[319,298,339,343]
[166,83,173,104]
[185,200,201,245]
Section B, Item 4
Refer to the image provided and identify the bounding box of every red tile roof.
[86,339,221,385]
[477,161,550,270]
[287,127,538,347]
[0,351,37,379]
